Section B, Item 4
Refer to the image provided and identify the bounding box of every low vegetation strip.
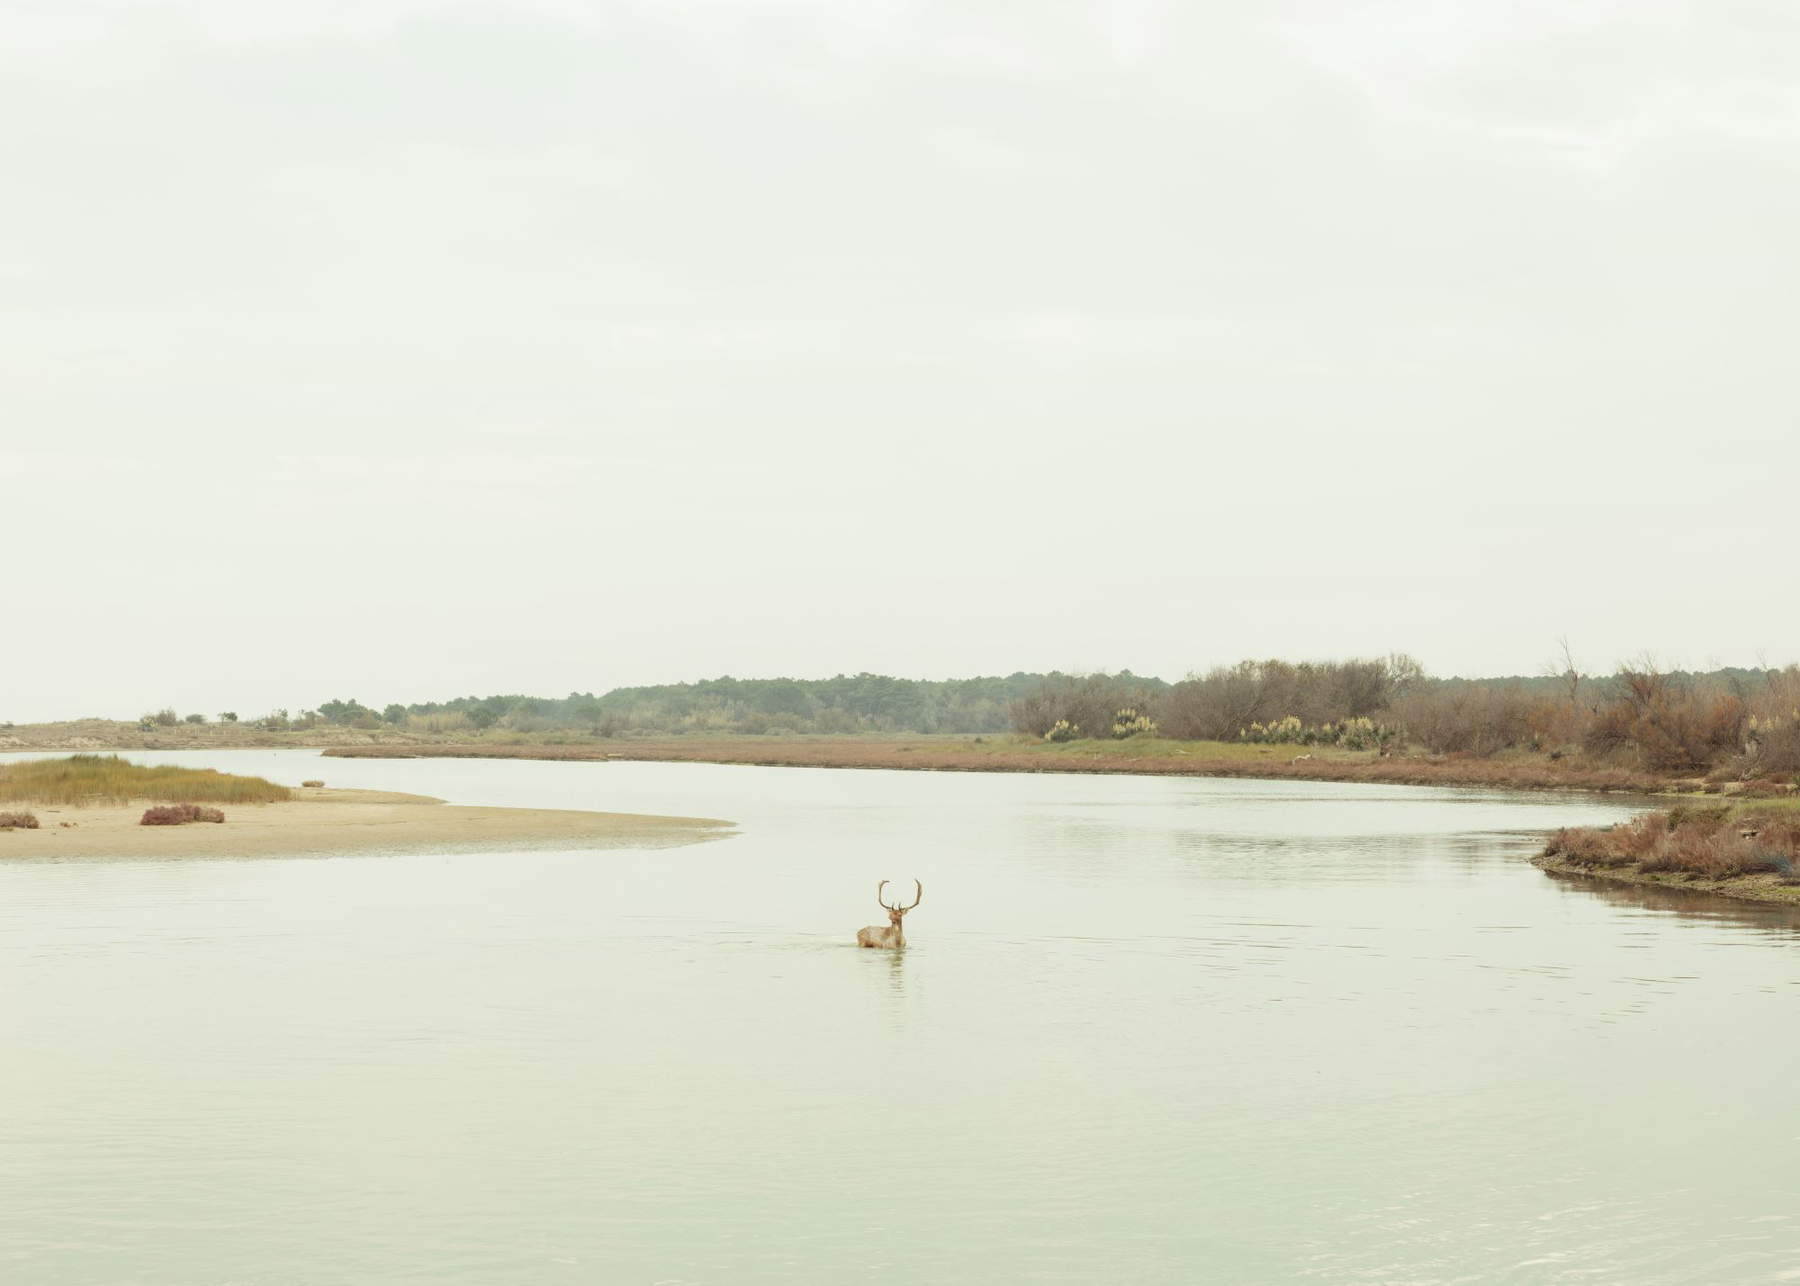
[1538,802,1800,904]
[323,736,1682,793]
[0,755,291,806]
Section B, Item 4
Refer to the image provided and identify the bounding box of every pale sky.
[4,0,1797,722]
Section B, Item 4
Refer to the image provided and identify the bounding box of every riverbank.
[1535,802,1800,906]
[0,786,733,860]
[14,722,1786,798]
[1533,853,1800,906]
[321,735,1703,795]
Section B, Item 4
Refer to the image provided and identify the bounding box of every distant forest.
[296,672,1170,737]
[279,660,1800,778]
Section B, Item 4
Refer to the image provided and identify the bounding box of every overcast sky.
[4,0,1797,722]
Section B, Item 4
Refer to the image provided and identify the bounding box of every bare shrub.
[1160,656,1419,741]
[1581,664,1749,772]
[1010,674,1151,740]
[0,811,40,829]
[1390,683,1543,756]
[140,804,226,826]
[1737,709,1800,780]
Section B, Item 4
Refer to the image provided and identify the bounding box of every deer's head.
[877,879,923,926]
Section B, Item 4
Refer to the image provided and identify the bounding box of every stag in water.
[856,879,922,949]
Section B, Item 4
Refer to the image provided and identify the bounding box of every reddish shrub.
[0,811,40,829]
[1544,822,1650,869]
[140,804,226,826]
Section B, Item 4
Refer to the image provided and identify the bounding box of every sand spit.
[0,787,733,860]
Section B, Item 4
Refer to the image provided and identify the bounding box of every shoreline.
[1531,852,1800,907]
[316,737,1696,796]
[0,786,734,860]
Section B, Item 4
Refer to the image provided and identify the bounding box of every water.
[2,750,1797,1284]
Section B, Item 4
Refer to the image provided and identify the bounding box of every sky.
[4,0,1798,722]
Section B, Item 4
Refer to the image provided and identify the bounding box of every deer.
[856,879,922,949]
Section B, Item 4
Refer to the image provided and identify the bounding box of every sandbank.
[0,787,733,860]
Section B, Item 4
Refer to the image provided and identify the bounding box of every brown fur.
[856,879,921,949]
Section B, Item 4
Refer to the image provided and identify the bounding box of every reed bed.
[0,755,291,806]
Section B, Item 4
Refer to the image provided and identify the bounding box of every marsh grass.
[0,755,291,806]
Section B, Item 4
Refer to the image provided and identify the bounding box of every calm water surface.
[2,750,1797,1284]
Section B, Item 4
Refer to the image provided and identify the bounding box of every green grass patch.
[0,755,292,806]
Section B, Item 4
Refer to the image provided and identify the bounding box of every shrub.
[140,804,225,826]
[1160,656,1417,741]
[1043,719,1080,743]
[1665,803,1730,830]
[1741,716,1800,779]
[1110,708,1157,739]
[1011,674,1153,741]
[406,711,471,735]
[1390,683,1543,756]
[0,811,40,829]
[184,713,206,724]
[301,779,324,788]
[1547,807,1800,880]
[1586,667,1746,772]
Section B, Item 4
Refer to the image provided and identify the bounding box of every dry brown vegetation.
[0,811,40,829]
[1007,658,1800,788]
[1544,804,1800,886]
[140,803,226,826]
[0,755,291,806]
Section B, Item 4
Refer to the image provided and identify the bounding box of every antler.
[876,879,922,911]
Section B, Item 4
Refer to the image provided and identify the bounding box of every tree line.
[1008,656,1800,778]
[278,673,1157,737]
[266,655,1800,779]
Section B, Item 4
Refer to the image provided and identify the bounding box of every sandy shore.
[0,787,733,860]
[1533,854,1800,906]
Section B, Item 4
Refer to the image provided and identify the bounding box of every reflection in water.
[1541,864,1800,937]
[0,750,1794,1285]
